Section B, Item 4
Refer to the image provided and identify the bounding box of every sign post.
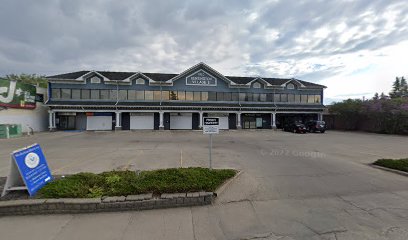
[203,117,219,169]
[1,143,53,197]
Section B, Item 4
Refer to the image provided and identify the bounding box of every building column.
[272,112,276,129]
[115,112,122,130]
[318,113,323,121]
[199,111,203,129]
[52,112,56,129]
[159,111,164,130]
[236,112,242,129]
[48,111,54,131]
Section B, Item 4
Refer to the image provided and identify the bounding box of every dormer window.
[286,83,295,90]
[136,78,145,85]
[90,76,101,84]
[253,82,261,88]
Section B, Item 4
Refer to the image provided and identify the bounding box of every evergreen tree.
[390,77,401,98]
[373,92,379,100]
[380,92,387,100]
[400,76,408,96]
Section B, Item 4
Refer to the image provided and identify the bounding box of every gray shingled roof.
[47,70,326,88]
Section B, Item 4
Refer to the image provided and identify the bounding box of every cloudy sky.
[1,0,407,103]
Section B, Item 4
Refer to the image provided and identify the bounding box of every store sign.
[203,117,219,134]
[186,70,217,86]
[0,79,36,109]
[1,144,53,196]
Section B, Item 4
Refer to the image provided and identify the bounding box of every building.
[45,62,326,131]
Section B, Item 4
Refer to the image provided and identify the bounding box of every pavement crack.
[190,207,197,240]
[337,195,376,217]
[49,214,75,240]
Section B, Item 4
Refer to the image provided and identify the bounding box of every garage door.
[170,113,192,129]
[218,117,229,129]
[86,116,112,130]
[130,113,154,129]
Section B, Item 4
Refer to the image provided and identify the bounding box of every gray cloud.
[0,0,407,86]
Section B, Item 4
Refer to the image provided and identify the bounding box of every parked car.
[305,120,326,133]
[283,122,307,133]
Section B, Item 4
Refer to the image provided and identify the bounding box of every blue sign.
[12,144,53,196]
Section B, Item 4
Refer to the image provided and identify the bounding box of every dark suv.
[305,120,326,133]
[283,122,308,133]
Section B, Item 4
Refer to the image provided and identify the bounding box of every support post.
[115,112,122,130]
[236,112,242,129]
[209,134,213,169]
[52,112,56,129]
[199,111,203,129]
[159,111,164,130]
[272,112,276,129]
[48,111,53,131]
[318,113,323,121]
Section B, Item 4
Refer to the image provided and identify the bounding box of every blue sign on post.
[11,144,53,196]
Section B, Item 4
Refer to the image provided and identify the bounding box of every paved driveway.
[1,130,408,239]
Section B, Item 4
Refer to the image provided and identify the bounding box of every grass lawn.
[37,167,237,198]
[373,158,408,172]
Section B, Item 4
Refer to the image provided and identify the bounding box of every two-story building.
[45,62,326,131]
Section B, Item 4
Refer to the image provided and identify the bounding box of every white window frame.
[135,78,145,85]
[286,83,295,89]
[90,76,101,84]
[253,82,261,88]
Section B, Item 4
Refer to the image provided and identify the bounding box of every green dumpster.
[0,124,22,139]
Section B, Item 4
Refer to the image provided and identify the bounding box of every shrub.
[373,158,408,172]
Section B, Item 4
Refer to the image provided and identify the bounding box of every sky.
[0,0,407,104]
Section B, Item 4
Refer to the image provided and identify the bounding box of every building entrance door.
[59,116,76,130]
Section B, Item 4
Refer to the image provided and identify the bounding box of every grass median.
[37,167,237,198]
[373,158,408,172]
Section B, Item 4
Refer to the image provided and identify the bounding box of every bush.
[37,168,236,198]
[373,158,408,172]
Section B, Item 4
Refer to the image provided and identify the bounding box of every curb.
[369,164,408,177]
[214,170,243,197]
[0,192,214,216]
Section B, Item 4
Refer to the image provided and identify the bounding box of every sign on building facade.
[0,78,36,109]
[186,70,217,86]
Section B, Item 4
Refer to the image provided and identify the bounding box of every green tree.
[373,92,379,100]
[390,77,401,98]
[5,73,48,88]
[400,77,408,97]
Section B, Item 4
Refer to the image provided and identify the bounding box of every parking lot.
[1,130,408,239]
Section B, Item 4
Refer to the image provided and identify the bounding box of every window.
[178,91,185,100]
[287,83,295,89]
[253,82,261,88]
[91,89,99,99]
[61,89,71,99]
[232,92,239,101]
[162,91,170,100]
[185,92,193,101]
[170,91,178,100]
[119,90,127,100]
[128,90,136,100]
[294,94,301,103]
[193,92,201,101]
[52,89,61,99]
[136,91,145,100]
[315,95,321,103]
[301,94,308,103]
[267,93,274,102]
[208,92,217,101]
[246,93,253,101]
[135,78,145,85]
[280,94,288,102]
[201,92,208,101]
[90,76,101,84]
[239,93,246,102]
[260,93,267,102]
[216,92,224,101]
[308,95,315,103]
[224,92,232,101]
[72,89,81,99]
[81,89,90,99]
[145,91,153,100]
[153,91,161,101]
[274,94,280,102]
[109,90,117,100]
[288,94,295,102]
[253,93,259,102]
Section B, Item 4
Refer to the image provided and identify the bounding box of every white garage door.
[170,113,192,129]
[86,116,112,130]
[219,117,229,129]
[130,114,154,129]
